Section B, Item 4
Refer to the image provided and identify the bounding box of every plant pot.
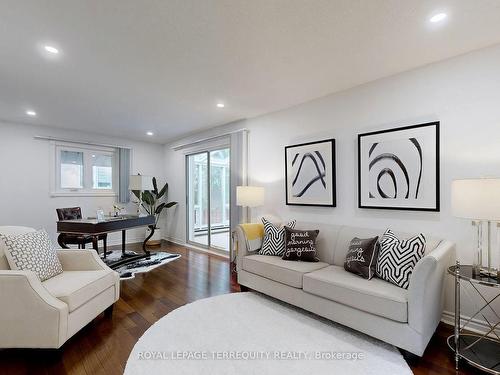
[145,227,162,246]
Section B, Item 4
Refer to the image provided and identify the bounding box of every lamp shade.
[451,178,500,220]
[129,175,154,191]
[236,186,265,207]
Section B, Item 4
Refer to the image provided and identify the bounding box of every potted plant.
[132,177,177,246]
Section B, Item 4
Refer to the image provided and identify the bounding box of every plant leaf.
[165,201,178,208]
[140,203,150,215]
[152,177,158,195]
[142,190,155,206]
[158,182,168,199]
[131,190,141,200]
[155,202,166,215]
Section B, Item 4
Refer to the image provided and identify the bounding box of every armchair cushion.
[0,226,36,270]
[2,229,63,281]
[43,270,118,312]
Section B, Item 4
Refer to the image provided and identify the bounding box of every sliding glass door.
[187,148,230,252]
[187,152,209,247]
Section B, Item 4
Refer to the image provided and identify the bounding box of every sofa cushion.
[333,226,388,266]
[344,236,380,279]
[303,265,408,322]
[260,218,296,256]
[376,230,426,289]
[43,270,117,312]
[282,227,320,262]
[333,226,442,266]
[242,255,328,288]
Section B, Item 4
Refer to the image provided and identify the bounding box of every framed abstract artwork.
[358,122,440,211]
[285,139,336,207]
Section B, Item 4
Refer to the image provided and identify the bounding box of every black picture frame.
[285,139,336,207]
[357,121,440,212]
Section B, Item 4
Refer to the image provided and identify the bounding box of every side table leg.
[454,260,461,370]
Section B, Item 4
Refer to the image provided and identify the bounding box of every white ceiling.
[1,0,500,143]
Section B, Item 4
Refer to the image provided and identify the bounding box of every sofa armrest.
[57,249,108,271]
[0,270,68,348]
[408,240,455,336]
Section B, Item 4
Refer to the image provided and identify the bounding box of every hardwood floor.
[0,241,482,374]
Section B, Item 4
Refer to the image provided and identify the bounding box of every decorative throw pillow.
[376,229,426,289]
[259,218,296,256]
[282,227,319,262]
[344,236,379,279]
[2,229,63,281]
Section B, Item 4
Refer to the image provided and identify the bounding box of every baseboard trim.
[441,310,500,337]
[162,236,186,246]
[163,236,229,259]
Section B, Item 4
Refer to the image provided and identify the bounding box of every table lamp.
[451,178,500,278]
[236,186,265,223]
[130,175,154,215]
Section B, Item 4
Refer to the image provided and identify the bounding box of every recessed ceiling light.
[430,13,447,23]
[146,131,154,136]
[26,110,37,116]
[216,103,225,108]
[44,45,59,54]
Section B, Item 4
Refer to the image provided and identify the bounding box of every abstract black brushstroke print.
[291,151,327,197]
[368,138,423,200]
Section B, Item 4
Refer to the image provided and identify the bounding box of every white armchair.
[0,226,120,349]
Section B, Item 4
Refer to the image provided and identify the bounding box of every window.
[52,142,118,196]
[60,150,84,189]
[92,153,113,189]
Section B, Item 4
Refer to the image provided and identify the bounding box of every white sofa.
[236,221,454,356]
[0,226,120,349]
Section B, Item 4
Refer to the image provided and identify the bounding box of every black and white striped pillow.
[376,229,426,289]
[259,218,296,256]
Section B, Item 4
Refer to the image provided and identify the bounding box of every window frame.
[50,141,118,197]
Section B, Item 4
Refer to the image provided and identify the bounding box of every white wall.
[164,43,500,328]
[0,121,165,245]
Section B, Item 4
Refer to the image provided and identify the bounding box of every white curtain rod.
[34,135,132,150]
[171,128,248,151]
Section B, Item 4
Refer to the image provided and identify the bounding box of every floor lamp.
[231,186,265,271]
[452,178,500,279]
[236,186,265,223]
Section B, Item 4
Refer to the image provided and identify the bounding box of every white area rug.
[125,292,412,375]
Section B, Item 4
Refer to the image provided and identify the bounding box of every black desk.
[57,215,155,268]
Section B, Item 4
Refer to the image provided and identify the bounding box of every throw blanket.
[240,223,264,252]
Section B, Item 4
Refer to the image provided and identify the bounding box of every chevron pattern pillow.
[376,229,426,289]
[259,218,296,256]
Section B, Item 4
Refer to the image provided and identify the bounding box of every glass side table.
[447,262,500,374]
